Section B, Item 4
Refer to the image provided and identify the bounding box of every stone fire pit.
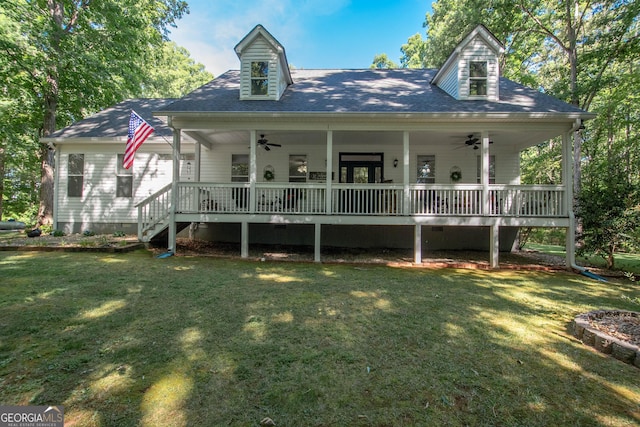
[571,310,640,368]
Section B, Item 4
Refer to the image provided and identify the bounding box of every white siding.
[239,37,281,100]
[437,65,460,99]
[198,138,519,185]
[408,142,519,184]
[56,143,177,228]
[458,35,500,101]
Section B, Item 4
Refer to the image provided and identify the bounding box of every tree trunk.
[0,145,5,220]
[37,1,64,228]
[37,94,57,228]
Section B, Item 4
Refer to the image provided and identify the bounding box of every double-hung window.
[289,155,307,183]
[67,154,84,197]
[469,61,488,96]
[231,154,249,182]
[251,61,269,96]
[416,155,436,183]
[116,154,133,197]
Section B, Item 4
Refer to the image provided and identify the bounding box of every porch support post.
[563,130,575,269]
[490,223,499,268]
[414,224,422,264]
[241,221,249,258]
[189,141,202,239]
[325,130,333,214]
[481,130,490,215]
[194,141,201,182]
[314,223,322,262]
[249,130,257,212]
[403,131,410,215]
[168,125,181,252]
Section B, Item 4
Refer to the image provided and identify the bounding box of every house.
[43,25,594,267]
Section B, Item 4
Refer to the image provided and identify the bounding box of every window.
[251,61,269,95]
[416,155,436,183]
[67,154,84,197]
[477,155,495,184]
[116,154,133,197]
[469,61,488,96]
[289,155,307,182]
[231,154,249,182]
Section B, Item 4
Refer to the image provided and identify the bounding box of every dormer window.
[251,61,269,96]
[431,25,504,101]
[235,25,292,100]
[469,61,488,96]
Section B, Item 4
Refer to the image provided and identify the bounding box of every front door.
[338,153,384,213]
[339,153,384,183]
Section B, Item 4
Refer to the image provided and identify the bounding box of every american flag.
[123,110,154,169]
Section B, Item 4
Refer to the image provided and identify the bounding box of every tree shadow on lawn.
[0,252,639,426]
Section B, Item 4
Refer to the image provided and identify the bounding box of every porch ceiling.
[184,125,571,152]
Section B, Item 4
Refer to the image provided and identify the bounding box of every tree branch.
[517,1,570,56]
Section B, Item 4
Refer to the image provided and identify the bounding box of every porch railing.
[136,183,172,240]
[174,182,566,217]
[489,185,566,217]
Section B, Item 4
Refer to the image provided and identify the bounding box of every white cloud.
[169,0,350,75]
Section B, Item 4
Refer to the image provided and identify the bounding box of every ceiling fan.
[257,134,281,151]
[464,134,493,150]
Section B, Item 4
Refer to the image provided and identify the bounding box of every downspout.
[567,119,607,282]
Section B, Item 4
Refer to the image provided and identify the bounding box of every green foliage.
[0,0,210,222]
[399,33,426,68]
[141,42,213,97]
[578,175,640,269]
[370,53,398,69]
[520,139,563,185]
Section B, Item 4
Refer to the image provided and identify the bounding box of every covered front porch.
[138,121,577,267]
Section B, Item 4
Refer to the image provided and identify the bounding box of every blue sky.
[169,0,433,76]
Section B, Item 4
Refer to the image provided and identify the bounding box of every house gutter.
[567,118,608,282]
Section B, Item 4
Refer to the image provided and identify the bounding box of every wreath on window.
[263,165,275,181]
[450,166,462,182]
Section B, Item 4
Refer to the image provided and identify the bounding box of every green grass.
[526,242,640,275]
[1,250,639,426]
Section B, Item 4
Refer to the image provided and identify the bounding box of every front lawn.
[1,251,639,426]
[526,242,640,276]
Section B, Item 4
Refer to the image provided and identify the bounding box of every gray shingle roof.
[159,69,587,115]
[46,98,176,139]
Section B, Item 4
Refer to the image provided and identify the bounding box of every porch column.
[249,131,257,211]
[403,131,410,215]
[241,221,249,258]
[168,125,181,252]
[194,142,202,182]
[490,223,499,268]
[325,130,333,214]
[481,130,490,215]
[314,223,322,263]
[563,130,575,269]
[414,224,422,264]
[189,141,203,239]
